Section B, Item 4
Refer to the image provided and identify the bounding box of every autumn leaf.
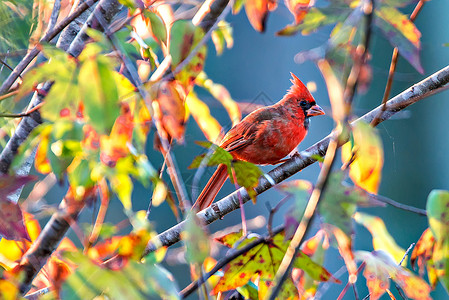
[285,0,312,24]
[410,228,439,289]
[354,212,406,265]
[196,72,241,126]
[341,121,384,194]
[211,21,234,55]
[244,0,277,32]
[152,80,187,143]
[189,141,233,169]
[186,91,222,142]
[0,175,36,241]
[355,250,431,300]
[213,231,338,298]
[374,6,423,73]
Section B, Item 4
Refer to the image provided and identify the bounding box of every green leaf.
[62,251,179,300]
[375,6,423,73]
[68,158,94,189]
[189,141,233,169]
[427,190,449,241]
[426,189,449,292]
[169,20,205,67]
[182,212,210,264]
[143,10,167,45]
[230,160,263,201]
[320,171,378,236]
[296,7,351,35]
[78,54,120,134]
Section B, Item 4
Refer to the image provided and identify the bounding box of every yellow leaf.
[152,180,168,207]
[354,212,406,265]
[317,59,344,123]
[342,121,383,194]
[186,91,222,142]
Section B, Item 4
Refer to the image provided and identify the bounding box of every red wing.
[220,107,279,153]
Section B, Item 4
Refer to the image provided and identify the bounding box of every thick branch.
[143,64,449,256]
[17,0,122,295]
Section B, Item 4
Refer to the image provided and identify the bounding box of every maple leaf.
[0,175,36,241]
[355,250,431,300]
[213,231,339,298]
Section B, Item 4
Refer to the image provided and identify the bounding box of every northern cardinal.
[192,73,325,211]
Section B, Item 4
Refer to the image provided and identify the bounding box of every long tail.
[192,164,228,211]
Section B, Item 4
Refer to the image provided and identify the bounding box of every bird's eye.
[300,101,308,108]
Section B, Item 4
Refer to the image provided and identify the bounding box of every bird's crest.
[287,73,314,102]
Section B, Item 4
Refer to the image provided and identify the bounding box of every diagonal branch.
[143,64,449,257]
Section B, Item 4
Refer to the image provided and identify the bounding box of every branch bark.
[143,64,449,257]
[15,0,122,295]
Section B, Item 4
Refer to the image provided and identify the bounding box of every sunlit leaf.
[196,72,241,126]
[294,7,350,35]
[0,175,35,241]
[354,212,406,265]
[375,6,423,73]
[285,0,312,24]
[244,0,277,32]
[341,121,384,194]
[186,91,222,142]
[355,250,431,300]
[142,10,167,45]
[211,21,233,55]
[78,51,120,134]
[323,224,358,284]
[317,59,344,123]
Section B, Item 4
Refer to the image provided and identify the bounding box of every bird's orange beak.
[306,104,325,117]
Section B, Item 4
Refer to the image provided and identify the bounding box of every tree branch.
[143,64,449,256]
[0,0,100,95]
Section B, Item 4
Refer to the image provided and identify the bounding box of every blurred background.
[9,0,448,298]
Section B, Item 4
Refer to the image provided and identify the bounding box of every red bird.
[192,73,325,211]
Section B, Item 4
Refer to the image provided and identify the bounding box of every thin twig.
[337,263,365,300]
[0,103,44,118]
[267,196,289,237]
[372,194,426,216]
[370,0,425,127]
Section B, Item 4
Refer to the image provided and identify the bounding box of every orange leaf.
[410,228,438,288]
[244,0,277,32]
[153,80,187,143]
[285,0,312,24]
